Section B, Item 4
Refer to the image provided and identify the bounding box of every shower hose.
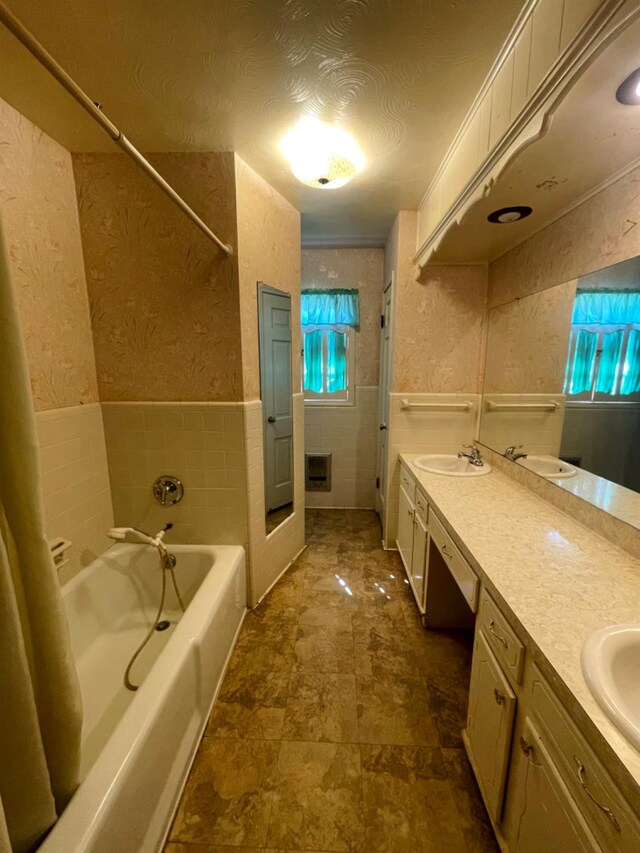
[124,550,185,692]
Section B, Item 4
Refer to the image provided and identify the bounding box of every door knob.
[267,416,276,423]
[379,423,387,431]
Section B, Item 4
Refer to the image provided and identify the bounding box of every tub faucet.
[505,445,528,462]
[457,445,484,467]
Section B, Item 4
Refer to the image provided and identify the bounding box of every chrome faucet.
[505,445,528,462]
[457,444,484,467]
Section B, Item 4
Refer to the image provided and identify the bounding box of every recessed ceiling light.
[487,206,533,224]
[616,68,640,105]
[280,117,365,189]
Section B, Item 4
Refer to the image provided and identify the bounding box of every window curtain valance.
[301,288,360,326]
[572,290,640,325]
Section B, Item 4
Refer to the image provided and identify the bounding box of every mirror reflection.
[479,255,640,525]
[257,283,294,535]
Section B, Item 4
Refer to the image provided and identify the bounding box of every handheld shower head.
[108,527,156,547]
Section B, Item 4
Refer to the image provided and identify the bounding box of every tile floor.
[165,509,497,852]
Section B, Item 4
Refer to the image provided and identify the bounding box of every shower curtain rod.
[0,2,234,257]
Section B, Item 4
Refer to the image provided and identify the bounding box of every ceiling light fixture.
[280,117,365,189]
[616,68,640,105]
[487,205,533,224]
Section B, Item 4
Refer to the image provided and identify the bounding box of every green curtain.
[595,330,624,394]
[303,329,323,392]
[568,330,597,394]
[621,329,640,394]
[301,289,360,326]
[327,330,347,393]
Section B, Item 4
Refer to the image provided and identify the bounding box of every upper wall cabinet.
[415,0,637,269]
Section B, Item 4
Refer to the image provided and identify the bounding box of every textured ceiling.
[0,0,526,245]
[432,12,640,263]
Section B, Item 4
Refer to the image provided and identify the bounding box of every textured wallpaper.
[301,247,383,387]
[489,162,640,309]
[73,151,243,401]
[235,155,301,401]
[484,280,577,394]
[0,96,98,410]
[387,210,487,394]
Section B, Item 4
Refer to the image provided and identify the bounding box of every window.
[563,291,640,401]
[303,324,355,404]
[301,288,359,405]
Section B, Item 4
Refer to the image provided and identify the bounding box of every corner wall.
[0,96,113,582]
[235,156,304,604]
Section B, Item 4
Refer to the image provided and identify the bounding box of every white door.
[259,285,293,512]
[376,275,393,519]
[397,485,415,575]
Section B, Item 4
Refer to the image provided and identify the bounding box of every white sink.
[412,454,492,477]
[516,455,577,479]
[582,624,640,751]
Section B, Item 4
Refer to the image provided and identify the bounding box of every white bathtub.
[39,542,246,853]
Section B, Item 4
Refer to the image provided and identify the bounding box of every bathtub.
[39,542,246,853]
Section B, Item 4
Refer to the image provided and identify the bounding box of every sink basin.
[582,624,640,751]
[516,455,577,479]
[412,454,492,477]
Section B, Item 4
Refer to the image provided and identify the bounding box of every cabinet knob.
[493,688,505,706]
[519,736,533,756]
[442,544,453,560]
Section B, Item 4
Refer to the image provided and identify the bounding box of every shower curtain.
[0,225,82,851]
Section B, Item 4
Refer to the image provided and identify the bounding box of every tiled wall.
[101,402,248,547]
[478,393,566,457]
[244,394,306,605]
[36,404,114,584]
[304,387,379,508]
[383,393,482,547]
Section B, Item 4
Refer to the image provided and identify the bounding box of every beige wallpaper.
[235,155,301,401]
[484,279,577,394]
[385,212,487,393]
[0,96,98,410]
[73,151,243,401]
[489,162,640,309]
[301,248,383,387]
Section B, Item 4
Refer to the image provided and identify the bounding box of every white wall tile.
[36,403,114,584]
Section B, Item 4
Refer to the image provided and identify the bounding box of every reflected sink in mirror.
[413,454,492,477]
[582,624,640,752]
[516,455,577,479]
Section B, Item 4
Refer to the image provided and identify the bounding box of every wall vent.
[305,453,332,492]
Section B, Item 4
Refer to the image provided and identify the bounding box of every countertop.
[400,452,640,806]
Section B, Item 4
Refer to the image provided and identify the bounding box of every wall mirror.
[478,255,640,529]
[258,283,294,535]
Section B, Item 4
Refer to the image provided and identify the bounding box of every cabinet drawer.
[414,489,428,524]
[530,664,640,852]
[478,589,525,685]
[430,512,479,612]
[400,466,415,502]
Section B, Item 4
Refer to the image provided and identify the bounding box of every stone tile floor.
[165,509,497,852]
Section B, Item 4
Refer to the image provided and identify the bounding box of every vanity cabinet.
[397,465,428,612]
[466,629,517,821]
[502,715,598,852]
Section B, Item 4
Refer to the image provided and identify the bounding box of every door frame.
[376,273,394,525]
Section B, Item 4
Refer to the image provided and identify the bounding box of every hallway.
[165,509,497,852]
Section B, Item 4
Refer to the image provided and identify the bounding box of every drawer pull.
[573,755,621,832]
[493,688,505,706]
[488,618,508,648]
[442,544,453,560]
[408,508,413,517]
[519,736,533,756]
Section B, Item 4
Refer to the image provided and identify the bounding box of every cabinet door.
[410,511,427,612]
[503,716,598,852]
[466,630,516,821]
[397,485,415,574]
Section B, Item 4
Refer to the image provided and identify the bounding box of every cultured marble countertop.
[400,452,640,806]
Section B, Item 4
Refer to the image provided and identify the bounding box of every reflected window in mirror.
[563,290,640,401]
